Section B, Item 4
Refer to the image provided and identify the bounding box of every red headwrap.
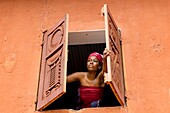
[88,52,103,64]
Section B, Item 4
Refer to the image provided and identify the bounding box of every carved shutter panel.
[102,4,125,106]
[37,14,69,111]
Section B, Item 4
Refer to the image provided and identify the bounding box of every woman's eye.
[93,60,98,62]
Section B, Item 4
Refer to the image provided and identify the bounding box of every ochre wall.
[0,0,170,113]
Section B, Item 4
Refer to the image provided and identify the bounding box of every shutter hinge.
[41,29,47,46]
[35,101,37,105]
[118,28,121,37]
[101,7,105,16]
[41,29,47,34]
[118,28,122,44]
[41,41,44,46]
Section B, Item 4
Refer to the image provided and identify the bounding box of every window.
[36,4,125,111]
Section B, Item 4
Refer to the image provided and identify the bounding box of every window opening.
[43,30,121,110]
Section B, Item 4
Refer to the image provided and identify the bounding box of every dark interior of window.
[44,43,120,110]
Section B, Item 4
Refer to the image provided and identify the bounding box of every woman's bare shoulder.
[74,72,86,78]
[67,72,86,83]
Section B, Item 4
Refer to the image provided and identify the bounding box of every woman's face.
[87,56,100,71]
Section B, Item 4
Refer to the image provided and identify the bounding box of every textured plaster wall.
[0,0,170,113]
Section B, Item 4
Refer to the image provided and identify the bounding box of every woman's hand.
[103,48,111,61]
[100,48,111,74]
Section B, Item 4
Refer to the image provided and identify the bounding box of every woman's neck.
[87,71,97,80]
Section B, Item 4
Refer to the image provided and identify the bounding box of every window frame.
[36,4,125,111]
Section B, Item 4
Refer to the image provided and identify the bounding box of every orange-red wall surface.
[0,0,170,113]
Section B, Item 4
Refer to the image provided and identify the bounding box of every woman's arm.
[98,48,111,80]
[67,72,84,83]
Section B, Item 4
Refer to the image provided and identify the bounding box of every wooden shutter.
[36,14,69,111]
[102,4,125,106]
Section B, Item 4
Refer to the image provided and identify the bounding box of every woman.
[67,48,110,109]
